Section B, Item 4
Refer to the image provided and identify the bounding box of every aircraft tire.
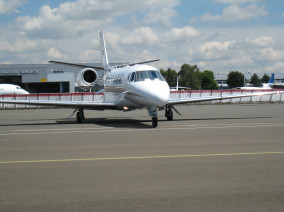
[167,116,173,121]
[152,117,158,128]
[76,111,83,123]
[165,106,173,121]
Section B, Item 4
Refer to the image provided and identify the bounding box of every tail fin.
[100,31,110,72]
[268,74,275,84]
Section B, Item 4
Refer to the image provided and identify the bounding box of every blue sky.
[0,0,284,74]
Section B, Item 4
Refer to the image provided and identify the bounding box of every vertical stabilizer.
[176,77,179,90]
[100,31,110,72]
[268,74,275,84]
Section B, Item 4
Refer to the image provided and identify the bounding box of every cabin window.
[148,71,165,81]
[128,70,165,82]
[128,72,136,82]
[136,71,150,82]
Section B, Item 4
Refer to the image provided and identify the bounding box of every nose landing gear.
[152,116,158,128]
[148,106,158,128]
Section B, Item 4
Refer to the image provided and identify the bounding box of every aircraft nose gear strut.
[148,106,158,128]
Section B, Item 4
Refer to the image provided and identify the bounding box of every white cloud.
[246,36,274,47]
[201,3,267,22]
[265,62,284,73]
[201,13,221,22]
[196,41,236,60]
[14,5,104,39]
[57,0,180,20]
[199,41,234,52]
[166,26,200,42]
[13,0,180,39]
[259,48,284,61]
[78,49,100,61]
[0,0,25,15]
[215,0,262,5]
[103,33,120,47]
[0,40,37,52]
[273,62,284,70]
[182,30,284,74]
[121,27,159,46]
[47,48,68,60]
[141,7,177,26]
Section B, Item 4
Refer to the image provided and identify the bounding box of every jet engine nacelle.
[75,68,98,89]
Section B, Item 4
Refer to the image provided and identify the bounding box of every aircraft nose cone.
[21,90,29,94]
[155,90,169,105]
[150,82,170,107]
[129,80,170,107]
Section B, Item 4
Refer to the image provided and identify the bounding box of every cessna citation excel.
[0,32,281,127]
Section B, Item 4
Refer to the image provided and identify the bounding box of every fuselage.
[0,84,29,95]
[234,85,272,90]
[103,64,170,109]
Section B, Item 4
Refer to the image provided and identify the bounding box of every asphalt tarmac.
[1,103,284,211]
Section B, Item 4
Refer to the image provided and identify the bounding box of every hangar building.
[0,63,104,93]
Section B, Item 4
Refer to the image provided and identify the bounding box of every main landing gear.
[165,105,182,122]
[68,108,85,123]
[165,105,173,121]
[76,108,85,123]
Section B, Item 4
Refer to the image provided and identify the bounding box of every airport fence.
[1,89,283,109]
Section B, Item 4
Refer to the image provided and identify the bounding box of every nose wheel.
[148,106,158,128]
[152,116,158,128]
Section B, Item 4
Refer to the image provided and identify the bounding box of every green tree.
[227,71,245,88]
[160,68,178,87]
[201,70,219,90]
[250,73,262,87]
[179,64,202,90]
[261,74,270,83]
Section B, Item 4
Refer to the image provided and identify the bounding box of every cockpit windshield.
[128,70,165,82]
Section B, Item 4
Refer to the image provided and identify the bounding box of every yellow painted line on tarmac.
[1,152,284,164]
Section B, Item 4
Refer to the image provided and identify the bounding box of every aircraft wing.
[115,59,160,68]
[49,59,160,70]
[168,91,282,105]
[0,99,117,110]
[48,60,105,70]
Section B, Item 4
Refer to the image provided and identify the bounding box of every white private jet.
[0,31,281,127]
[234,74,274,90]
[0,84,29,95]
